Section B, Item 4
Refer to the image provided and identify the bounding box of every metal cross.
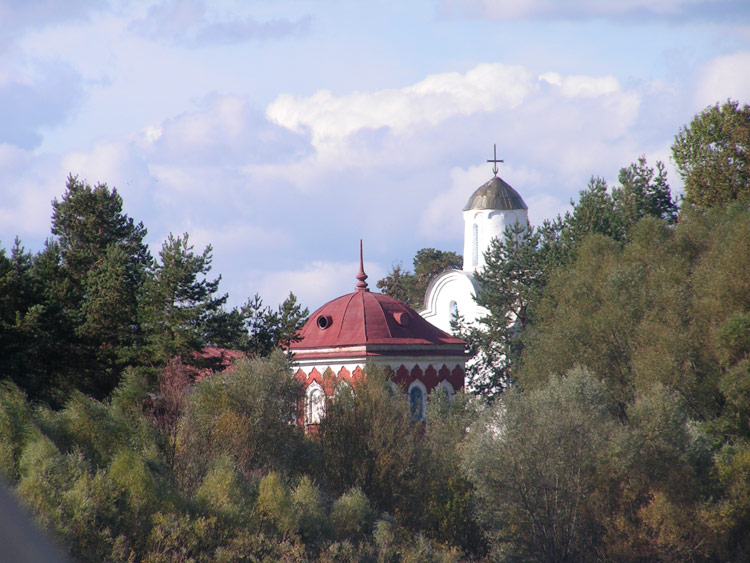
[487,144,504,177]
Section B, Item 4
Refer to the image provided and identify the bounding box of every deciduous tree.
[673,99,750,207]
[377,248,461,308]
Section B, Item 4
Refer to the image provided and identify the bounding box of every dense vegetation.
[1,100,749,561]
[0,176,307,408]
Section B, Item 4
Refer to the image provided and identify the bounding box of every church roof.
[463,176,527,211]
[290,244,466,355]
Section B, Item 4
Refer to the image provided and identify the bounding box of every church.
[289,243,467,430]
[420,148,529,333]
[289,148,529,429]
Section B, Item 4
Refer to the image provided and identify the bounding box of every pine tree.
[140,233,228,366]
[47,175,151,398]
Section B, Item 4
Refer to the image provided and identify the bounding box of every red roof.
[193,347,245,380]
[291,242,466,360]
[290,289,466,351]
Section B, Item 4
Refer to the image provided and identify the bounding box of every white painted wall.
[462,208,528,272]
[420,270,487,334]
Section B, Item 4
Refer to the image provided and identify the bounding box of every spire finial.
[356,239,369,292]
[487,143,504,177]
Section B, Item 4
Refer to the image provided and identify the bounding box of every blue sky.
[1,0,749,310]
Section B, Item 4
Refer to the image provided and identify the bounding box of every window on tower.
[472,223,479,268]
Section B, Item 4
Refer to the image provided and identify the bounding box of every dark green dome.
[463,176,527,211]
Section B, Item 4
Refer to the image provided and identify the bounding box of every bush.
[330,487,372,540]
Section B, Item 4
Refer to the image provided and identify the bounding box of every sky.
[1,0,749,312]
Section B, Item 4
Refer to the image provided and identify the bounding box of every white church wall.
[462,209,528,271]
[420,270,487,334]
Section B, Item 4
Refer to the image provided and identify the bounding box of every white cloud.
[694,51,750,109]
[264,62,646,252]
[150,94,310,167]
[540,73,620,98]
[267,63,536,155]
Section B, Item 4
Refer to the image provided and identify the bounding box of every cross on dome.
[487,143,504,177]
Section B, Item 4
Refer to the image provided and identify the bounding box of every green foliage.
[519,214,726,416]
[330,487,373,540]
[140,233,230,365]
[51,175,150,285]
[78,243,143,372]
[239,292,309,356]
[673,99,750,207]
[50,175,152,399]
[257,471,295,538]
[464,368,617,562]
[318,366,427,519]
[292,475,327,541]
[47,392,131,468]
[615,156,678,225]
[712,444,750,559]
[195,456,249,522]
[462,222,558,399]
[0,381,33,483]
[422,389,483,552]
[144,511,220,563]
[377,248,462,308]
[0,240,66,405]
[564,176,627,244]
[175,352,305,488]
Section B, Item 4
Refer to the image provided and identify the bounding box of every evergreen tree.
[140,233,228,366]
[47,176,151,399]
[0,240,53,402]
[614,156,678,225]
[240,292,308,356]
[51,175,150,289]
[461,223,559,400]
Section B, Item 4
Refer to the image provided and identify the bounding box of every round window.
[317,315,333,329]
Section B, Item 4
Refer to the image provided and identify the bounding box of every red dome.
[290,289,466,350]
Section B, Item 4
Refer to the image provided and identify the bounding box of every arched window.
[438,380,455,398]
[409,385,425,419]
[472,223,479,268]
[306,383,326,425]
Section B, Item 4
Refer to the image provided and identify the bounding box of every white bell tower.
[421,146,529,333]
[462,145,528,271]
